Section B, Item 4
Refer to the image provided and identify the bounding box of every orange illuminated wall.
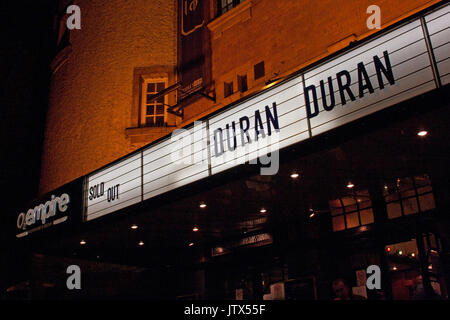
[40,0,443,195]
[40,0,178,195]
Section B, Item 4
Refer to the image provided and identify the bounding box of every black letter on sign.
[226,122,237,151]
[374,50,395,90]
[320,77,336,111]
[239,116,251,146]
[254,110,266,141]
[213,128,224,156]
[305,85,319,118]
[358,62,374,98]
[337,70,356,105]
[265,102,280,136]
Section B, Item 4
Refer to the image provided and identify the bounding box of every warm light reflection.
[290,173,299,179]
[80,240,86,245]
[346,181,355,189]
[192,226,199,232]
[138,241,144,246]
[188,242,194,247]
[131,224,138,230]
[199,203,207,208]
[417,130,428,137]
[260,208,267,213]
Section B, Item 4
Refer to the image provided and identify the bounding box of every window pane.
[417,186,432,195]
[403,198,419,215]
[385,192,399,202]
[156,96,164,104]
[341,196,356,207]
[156,82,165,92]
[146,117,154,126]
[146,105,155,115]
[358,200,371,210]
[419,193,436,212]
[360,209,374,225]
[147,94,156,103]
[155,116,164,126]
[238,74,248,92]
[156,105,164,114]
[331,207,343,216]
[332,216,345,232]
[346,212,360,229]
[224,82,233,97]
[147,83,155,93]
[254,61,265,79]
[387,202,402,219]
[401,189,416,198]
[398,177,414,192]
[414,174,431,187]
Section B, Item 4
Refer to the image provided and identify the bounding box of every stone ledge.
[207,1,253,40]
[125,126,177,145]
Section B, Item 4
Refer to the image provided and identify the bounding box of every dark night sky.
[0,1,55,217]
[1,1,56,288]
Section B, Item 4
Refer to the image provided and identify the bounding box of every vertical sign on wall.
[179,0,205,100]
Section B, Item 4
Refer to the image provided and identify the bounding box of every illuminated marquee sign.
[425,5,450,85]
[82,5,449,222]
[305,18,437,136]
[85,153,141,221]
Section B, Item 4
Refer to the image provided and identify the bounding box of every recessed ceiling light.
[131,224,138,230]
[417,130,428,137]
[138,241,144,246]
[192,226,199,232]
[80,240,86,245]
[346,181,355,189]
[260,208,267,213]
[290,173,299,179]
[199,203,207,208]
[392,266,397,271]
[188,242,194,247]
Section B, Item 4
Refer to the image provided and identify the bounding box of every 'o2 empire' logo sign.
[16,193,70,236]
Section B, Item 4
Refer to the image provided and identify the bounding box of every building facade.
[6,0,450,300]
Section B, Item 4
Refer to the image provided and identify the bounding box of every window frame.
[140,77,169,128]
[217,0,246,16]
[383,174,436,219]
[329,190,374,232]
